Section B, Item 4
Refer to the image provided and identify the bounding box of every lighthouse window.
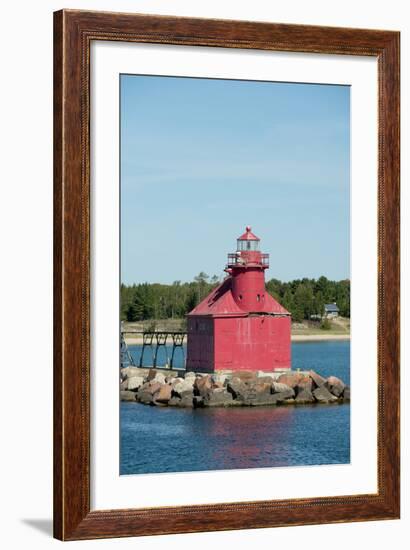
[257,294,261,302]
[239,294,243,300]
[237,240,259,251]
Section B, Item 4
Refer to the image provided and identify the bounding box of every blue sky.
[120,75,350,285]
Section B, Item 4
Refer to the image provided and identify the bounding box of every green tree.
[120,276,350,323]
[194,272,209,302]
[210,274,220,285]
[185,288,198,313]
[313,290,325,318]
[294,283,314,320]
[282,289,295,315]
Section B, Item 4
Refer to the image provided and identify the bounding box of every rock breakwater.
[120,367,350,408]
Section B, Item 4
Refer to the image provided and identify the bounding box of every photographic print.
[119,74,351,476]
[54,10,400,539]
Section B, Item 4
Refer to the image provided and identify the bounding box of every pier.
[121,328,187,370]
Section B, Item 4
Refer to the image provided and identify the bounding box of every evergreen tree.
[120,276,350,322]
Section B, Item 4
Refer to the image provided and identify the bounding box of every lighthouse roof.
[187,277,290,317]
[237,225,260,241]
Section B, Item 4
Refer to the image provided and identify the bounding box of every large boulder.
[179,395,194,407]
[312,386,338,403]
[120,390,137,402]
[271,389,295,404]
[254,380,272,395]
[257,371,275,380]
[277,372,305,388]
[272,382,294,395]
[184,376,195,389]
[245,389,295,406]
[203,388,234,407]
[152,372,167,385]
[226,377,248,400]
[324,376,346,397]
[295,376,313,393]
[257,376,276,385]
[145,381,162,395]
[120,379,128,391]
[136,390,154,405]
[136,381,162,404]
[194,375,213,396]
[295,389,315,404]
[172,379,195,397]
[308,370,326,388]
[234,370,258,383]
[212,373,229,385]
[147,369,159,382]
[153,384,172,404]
[173,389,194,402]
[121,366,150,380]
[227,376,274,404]
[168,396,180,407]
[127,376,145,391]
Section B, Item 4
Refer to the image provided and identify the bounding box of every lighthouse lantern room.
[186,226,291,373]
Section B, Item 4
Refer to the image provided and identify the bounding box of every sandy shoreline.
[124,333,350,345]
[291,334,350,341]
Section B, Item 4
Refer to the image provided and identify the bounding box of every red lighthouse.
[186,226,291,373]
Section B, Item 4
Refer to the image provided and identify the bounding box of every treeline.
[121,272,218,322]
[265,276,350,322]
[121,274,350,323]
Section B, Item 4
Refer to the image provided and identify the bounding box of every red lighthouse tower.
[186,226,291,373]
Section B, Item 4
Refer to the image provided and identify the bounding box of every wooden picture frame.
[53,9,400,540]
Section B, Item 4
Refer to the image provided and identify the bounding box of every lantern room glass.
[237,239,259,251]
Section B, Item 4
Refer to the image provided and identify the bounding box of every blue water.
[128,343,185,370]
[292,341,350,384]
[121,340,350,475]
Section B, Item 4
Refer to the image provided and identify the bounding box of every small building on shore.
[324,303,340,318]
[186,226,291,373]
